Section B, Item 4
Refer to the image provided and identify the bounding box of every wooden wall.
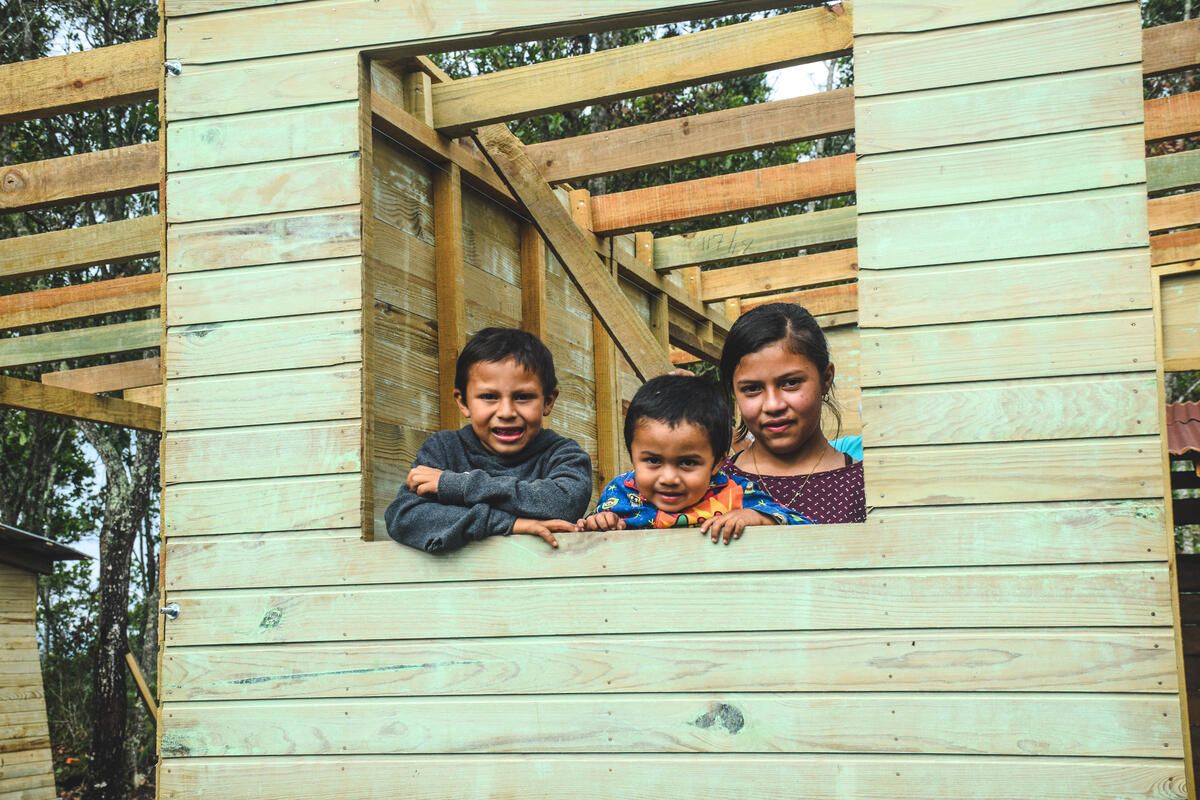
[856,0,1187,794]
[0,563,55,800]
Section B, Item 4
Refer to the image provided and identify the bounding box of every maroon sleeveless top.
[723,452,866,524]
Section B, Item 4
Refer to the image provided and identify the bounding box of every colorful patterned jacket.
[593,469,813,529]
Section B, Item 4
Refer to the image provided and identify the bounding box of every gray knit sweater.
[385,427,593,553]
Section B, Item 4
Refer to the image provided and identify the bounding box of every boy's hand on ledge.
[406,466,444,497]
[512,517,575,549]
[576,511,627,532]
[701,509,772,545]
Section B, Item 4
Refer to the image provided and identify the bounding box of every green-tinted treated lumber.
[0,217,159,281]
[164,420,360,484]
[854,0,1117,34]
[0,318,158,368]
[164,565,1167,646]
[166,365,361,432]
[167,207,361,274]
[1147,149,1200,193]
[162,475,360,537]
[1161,269,1200,367]
[653,206,857,270]
[161,692,1179,757]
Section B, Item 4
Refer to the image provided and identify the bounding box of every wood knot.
[1,168,28,193]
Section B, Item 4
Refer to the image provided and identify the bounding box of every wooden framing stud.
[433,161,467,429]
[636,232,669,353]
[519,222,548,340]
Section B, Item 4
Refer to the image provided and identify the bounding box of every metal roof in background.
[0,522,89,574]
[1167,402,1200,458]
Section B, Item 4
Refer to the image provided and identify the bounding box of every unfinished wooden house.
[4,0,1200,796]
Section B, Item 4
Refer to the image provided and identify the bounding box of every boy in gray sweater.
[385,327,593,553]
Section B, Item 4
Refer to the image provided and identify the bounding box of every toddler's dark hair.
[624,375,732,461]
[718,302,841,440]
[454,327,558,397]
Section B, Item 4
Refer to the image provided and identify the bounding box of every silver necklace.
[748,440,823,510]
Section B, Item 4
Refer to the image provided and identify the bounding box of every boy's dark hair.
[454,327,558,397]
[624,375,732,461]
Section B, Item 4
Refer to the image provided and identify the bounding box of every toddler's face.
[629,419,719,513]
[454,358,557,456]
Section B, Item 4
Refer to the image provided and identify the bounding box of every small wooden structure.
[0,525,87,800]
[4,0,1200,797]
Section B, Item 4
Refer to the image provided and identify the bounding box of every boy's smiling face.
[630,418,719,513]
[454,357,557,456]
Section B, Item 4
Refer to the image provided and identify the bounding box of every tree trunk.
[80,426,159,800]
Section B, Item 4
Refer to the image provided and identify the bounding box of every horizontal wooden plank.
[1144,18,1200,77]
[165,564,1168,646]
[862,311,1153,387]
[164,501,1168,592]
[856,126,1144,214]
[166,364,361,431]
[854,0,1119,34]
[857,4,1139,97]
[867,436,1164,506]
[0,39,158,123]
[167,101,358,172]
[0,216,159,282]
[1152,230,1200,268]
[432,7,851,133]
[167,257,360,326]
[591,155,854,235]
[525,89,854,184]
[858,186,1147,269]
[700,248,857,303]
[163,474,359,537]
[1145,91,1200,143]
[162,692,1180,758]
[166,153,359,224]
[1162,270,1200,366]
[0,142,158,213]
[861,249,1150,327]
[167,206,360,273]
[122,384,161,407]
[856,65,1142,155]
[865,373,1159,447]
[165,311,360,379]
[40,357,160,393]
[654,206,856,270]
[0,375,160,431]
[1148,192,1200,233]
[0,318,159,368]
[1147,150,1200,194]
[159,754,1187,800]
[740,282,857,317]
[165,420,359,484]
[0,273,160,330]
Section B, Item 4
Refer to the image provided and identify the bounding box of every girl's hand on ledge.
[700,509,772,545]
[512,517,576,549]
[576,511,627,532]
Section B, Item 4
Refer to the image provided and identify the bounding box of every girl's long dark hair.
[718,302,842,441]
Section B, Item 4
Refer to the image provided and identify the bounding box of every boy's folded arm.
[384,487,517,553]
[436,445,593,520]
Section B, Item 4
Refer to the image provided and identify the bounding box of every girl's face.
[731,342,833,459]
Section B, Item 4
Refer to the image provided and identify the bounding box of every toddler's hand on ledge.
[700,509,772,545]
[512,517,576,548]
[576,511,627,532]
[406,466,443,497]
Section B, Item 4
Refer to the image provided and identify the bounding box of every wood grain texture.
[700,249,857,303]
[165,311,360,379]
[854,0,1123,34]
[1152,229,1200,267]
[163,474,360,537]
[1145,91,1200,143]
[591,155,855,235]
[164,420,360,483]
[866,436,1163,506]
[0,374,159,431]
[163,501,1168,591]
[519,223,547,338]
[40,357,160,393]
[0,273,160,330]
[856,126,1144,214]
[0,142,158,213]
[167,257,361,325]
[856,65,1142,155]
[167,206,360,273]
[654,206,857,270]
[165,564,1168,646]
[0,318,159,369]
[860,250,1150,327]
[0,38,158,123]
[1147,149,1200,194]
[0,216,159,281]
[858,187,1147,269]
[864,373,1159,447]
[1161,270,1200,366]
[1148,191,1200,233]
[432,163,466,429]
[740,282,856,317]
[166,153,359,224]
[1144,17,1200,76]
[0,567,53,799]
[165,364,361,431]
[855,4,1139,96]
[527,89,854,184]
[161,692,1180,758]
[431,7,851,132]
[167,101,358,172]
[862,311,1154,387]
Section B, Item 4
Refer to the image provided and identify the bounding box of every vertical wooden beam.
[637,231,669,353]
[724,297,742,322]
[573,188,621,482]
[680,265,714,345]
[403,70,434,124]
[434,162,467,429]
[520,222,548,339]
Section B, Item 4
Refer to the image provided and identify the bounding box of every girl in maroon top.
[717,302,866,537]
